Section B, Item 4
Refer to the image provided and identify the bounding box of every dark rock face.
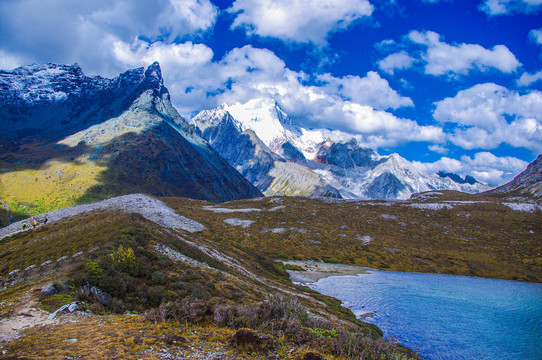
[281,141,307,165]
[0,62,262,203]
[490,155,542,197]
[437,171,478,185]
[315,139,382,169]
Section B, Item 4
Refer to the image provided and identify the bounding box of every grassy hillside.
[0,208,417,359]
[163,192,542,283]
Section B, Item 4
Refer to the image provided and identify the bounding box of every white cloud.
[434,83,542,152]
[408,30,520,76]
[479,0,542,16]
[317,71,414,110]
[378,51,417,74]
[228,0,373,45]
[530,28,542,44]
[113,40,442,149]
[0,0,217,76]
[0,49,27,70]
[428,144,449,154]
[414,152,529,185]
[517,70,542,86]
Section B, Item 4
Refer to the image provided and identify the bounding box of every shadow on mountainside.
[0,121,261,222]
[77,124,261,204]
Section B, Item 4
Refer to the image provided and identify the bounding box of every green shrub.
[322,257,339,264]
[84,262,104,281]
[309,328,338,338]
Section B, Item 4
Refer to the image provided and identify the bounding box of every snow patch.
[261,227,287,234]
[268,205,285,211]
[355,235,373,245]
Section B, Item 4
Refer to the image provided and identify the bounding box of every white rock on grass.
[203,206,261,213]
[503,203,542,212]
[223,218,254,228]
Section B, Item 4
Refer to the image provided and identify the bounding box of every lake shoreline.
[281,260,371,284]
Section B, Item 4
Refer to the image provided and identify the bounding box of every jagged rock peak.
[143,61,164,92]
[438,171,478,185]
[0,62,166,106]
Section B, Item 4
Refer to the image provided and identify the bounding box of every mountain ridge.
[0,62,262,219]
[489,154,542,197]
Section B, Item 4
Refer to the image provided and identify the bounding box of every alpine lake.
[309,269,542,360]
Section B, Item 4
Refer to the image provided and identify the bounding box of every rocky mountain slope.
[190,99,490,200]
[489,154,542,197]
[0,63,261,219]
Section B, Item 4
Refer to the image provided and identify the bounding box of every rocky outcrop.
[489,154,542,197]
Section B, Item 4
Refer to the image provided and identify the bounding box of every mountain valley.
[1,62,541,360]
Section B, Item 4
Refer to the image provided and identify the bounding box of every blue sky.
[1,0,541,185]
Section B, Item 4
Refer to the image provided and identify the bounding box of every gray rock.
[90,286,111,305]
[40,282,58,296]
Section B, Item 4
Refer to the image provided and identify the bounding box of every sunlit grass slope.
[163,191,542,282]
[0,158,107,219]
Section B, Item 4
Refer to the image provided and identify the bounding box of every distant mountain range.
[190,98,491,200]
[0,62,261,217]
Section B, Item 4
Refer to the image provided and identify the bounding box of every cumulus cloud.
[378,51,417,74]
[479,0,542,16]
[414,152,529,185]
[377,30,520,77]
[517,70,542,86]
[113,40,441,149]
[0,49,28,70]
[428,144,449,154]
[408,30,520,76]
[0,0,217,76]
[434,83,542,152]
[228,0,373,45]
[316,71,414,110]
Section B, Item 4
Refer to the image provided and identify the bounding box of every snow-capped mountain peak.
[220,98,303,154]
[191,98,492,200]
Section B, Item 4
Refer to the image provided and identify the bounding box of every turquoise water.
[311,270,542,360]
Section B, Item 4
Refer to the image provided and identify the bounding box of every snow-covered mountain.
[191,98,491,200]
[190,105,340,197]
[0,62,262,206]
